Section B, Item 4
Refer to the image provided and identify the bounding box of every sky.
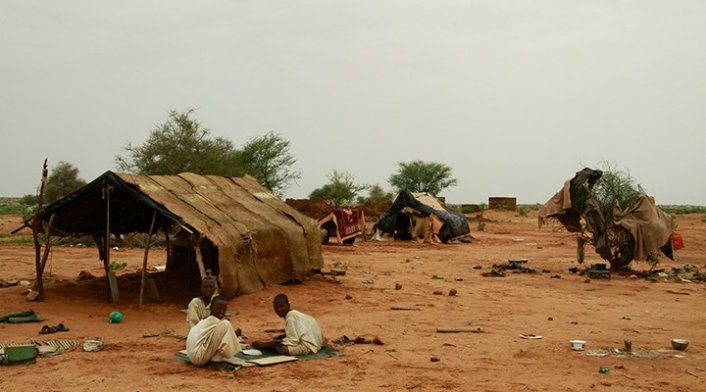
[1,1,705,205]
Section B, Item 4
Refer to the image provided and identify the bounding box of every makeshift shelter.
[372,190,470,243]
[33,171,323,301]
[538,168,674,267]
[318,208,365,244]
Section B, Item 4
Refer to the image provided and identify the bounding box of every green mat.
[0,310,43,323]
[174,345,341,372]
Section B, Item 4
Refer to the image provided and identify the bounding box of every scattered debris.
[666,290,690,296]
[430,356,440,362]
[448,289,457,296]
[454,277,464,281]
[82,337,104,352]
[390,306,421,311]
[436,326,483,333]
[519,334,543,340]
[77,271,95,281]
[0,279,19,288]
[330,261,348,276]
[345,294,353,300]
[551,275,561,279]
[432,290,443,295]
[395,283,402,290]
[332,335,384,345]
[472,265,483,270]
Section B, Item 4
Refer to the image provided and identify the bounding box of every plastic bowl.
[671,338,689,351]
[569,339,586,351]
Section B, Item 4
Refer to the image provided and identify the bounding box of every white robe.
[186,316,241,366]
[282,310,324,354]
[185,297,211,335]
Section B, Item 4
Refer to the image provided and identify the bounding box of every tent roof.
[36,171,323,296]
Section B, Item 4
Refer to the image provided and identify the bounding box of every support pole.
[36,213,56,302]
[193,234,206,280]
[32,159,48,302]
[139,210,158,306]
[103,184,119,303]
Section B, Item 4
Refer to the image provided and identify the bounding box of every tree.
[359,184,393,205]
[309,171,368,208]
[388,160,457,195]
[115,109,241,176]
[235,132,301,195]
[44,161,87,203]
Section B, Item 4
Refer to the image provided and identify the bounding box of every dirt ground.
[1,210,705,392]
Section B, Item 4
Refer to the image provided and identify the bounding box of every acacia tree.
[309,171,368,207]
[235,132,301,195]
[115,109,241,176]
[44,161,87,203]
[388,160,457,195]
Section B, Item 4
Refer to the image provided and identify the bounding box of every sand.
[1,210,705,391]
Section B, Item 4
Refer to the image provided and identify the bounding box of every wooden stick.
[390,306,421,311]
[686,370,699,378]
[33,159,49,302]
[436,326,484,333]
[139,210,158,306]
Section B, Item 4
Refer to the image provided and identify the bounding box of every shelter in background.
[488,197,517,210]
[34,171,323,301]
[372,190,471,243]
[318,208,365,244]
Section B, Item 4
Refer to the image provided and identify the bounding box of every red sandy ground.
[1,210,705,392]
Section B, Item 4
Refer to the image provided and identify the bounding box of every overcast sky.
[2,1,704,205]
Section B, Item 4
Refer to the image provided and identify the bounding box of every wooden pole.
[193,234,206,280]
[32,159,49,302]
[139,210,158,306]
[103,184,118,303]
[36,213,56,302]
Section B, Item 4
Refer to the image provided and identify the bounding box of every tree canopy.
[309,171,368,208]
[116,109,239,176]
[45,161,87,203]
[235,132,301,196]
[115,110,299,194]
[388,160,457,195]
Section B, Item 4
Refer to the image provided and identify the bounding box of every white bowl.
[671,338,689,351]
[569,339,586,351]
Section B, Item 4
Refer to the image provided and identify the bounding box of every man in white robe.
[186,297,242,366]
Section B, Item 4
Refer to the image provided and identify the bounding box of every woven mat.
[174,345,341,371]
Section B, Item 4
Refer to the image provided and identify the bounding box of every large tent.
[34,171,323,299]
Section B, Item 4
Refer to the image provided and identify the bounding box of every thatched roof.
[36,171,323,297]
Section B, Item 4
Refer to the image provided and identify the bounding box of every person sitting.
[252,293,324,356]
[186,296,242,366]
[185,275,218,335]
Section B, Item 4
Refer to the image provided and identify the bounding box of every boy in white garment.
[186,296,242,366]
[253,293,324,355]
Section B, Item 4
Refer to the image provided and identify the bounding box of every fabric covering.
[537,180,573,229]
[35,171,323,298]
[186,315,242,366]
[374,190,470,243]
[614,194,675,261]
[282,310,324,354]
[318,208,365,242]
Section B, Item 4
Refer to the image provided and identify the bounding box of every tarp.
[318,208,365,243]
[374,190,470,243]
[36,171,323,297]
[614,194,675,261]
